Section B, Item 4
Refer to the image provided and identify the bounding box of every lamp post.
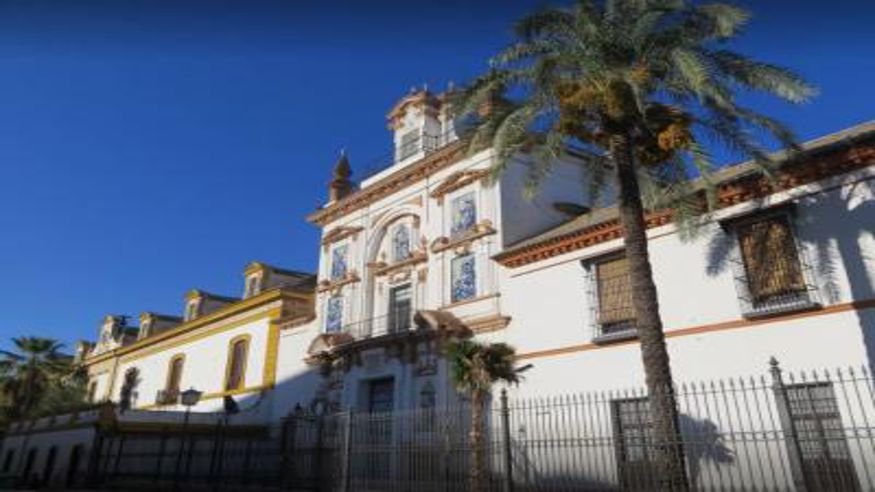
[173,387,202,491]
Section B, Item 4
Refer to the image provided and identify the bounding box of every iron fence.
[86,359,875,491]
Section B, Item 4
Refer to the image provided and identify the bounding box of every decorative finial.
[329,150,354,202]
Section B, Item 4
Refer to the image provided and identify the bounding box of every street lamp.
[173,387,202,491]
[180,387,203,408]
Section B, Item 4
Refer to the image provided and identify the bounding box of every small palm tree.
[0,337,71,419]
[453,1,814,487]
[445,339,519,492]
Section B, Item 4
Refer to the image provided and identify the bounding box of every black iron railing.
[358,128,461,182]
[77,359,875,491]
[331,308,415,343]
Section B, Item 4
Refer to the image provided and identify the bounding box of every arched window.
[86,381,98,403]
[22,448,36,482]
[43,446,58,484]
[2,449,14,473]
[66,445,84,488]
[165,355,185,399]
[392,225,411,262]
[185,301,199,321]
[224,336,250,391]
[245,275,260,298]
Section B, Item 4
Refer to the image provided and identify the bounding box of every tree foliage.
[452,0,815,235]
[0,336,86,424]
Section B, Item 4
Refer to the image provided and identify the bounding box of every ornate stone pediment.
[368,250,428,277]
[430,169,490,204]
[321,225,363,248]
[430,220,496,254]
[316,271,361,294]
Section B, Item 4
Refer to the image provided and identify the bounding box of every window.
[388,284,412,333]
[392,225,412,262]
[590,255,637,341]
[418,381,437,432]
[784,383,859,490]
[451,254,477,302]
[612,398,659,490]
[398,130,420,161]
[2,449,13,473]
[732,213,815,316]
[450,192,477,236]
[325,296,344,333]
[185,301,199,321]
[43,446,58,484]
[87,381,98,403]
[245,275,260,298]
[164,355,185,401]
[224,337,249,391]
[22,448,36,482]
[330,244,349,281]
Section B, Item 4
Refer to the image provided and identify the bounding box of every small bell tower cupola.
[328,150,354,203]
[387,87,443,165]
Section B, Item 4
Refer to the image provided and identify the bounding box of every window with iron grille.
[388,284,412,333]
[398,130,421,161]
[727,211,818,317]
[785,383,860,491]
[612,398,659,490]
[586,255,637,343]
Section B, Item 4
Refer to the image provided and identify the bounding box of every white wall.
[491,167,875,396]
[109,303,279,413]
[498,155,589,247]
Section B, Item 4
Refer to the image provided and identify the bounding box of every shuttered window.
[225,338,249,391]
[596,256,636,331]
[165,356,184,396]
[738,216,805,302]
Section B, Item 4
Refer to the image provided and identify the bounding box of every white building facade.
[1,87,873,489]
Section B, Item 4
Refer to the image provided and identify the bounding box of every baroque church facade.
[2,88,874,488]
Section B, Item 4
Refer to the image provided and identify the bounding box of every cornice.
[368,250,428,277]
[307,141,467,226]
[495,144,874,269]
[430,169,490,204]
[430,220,497,254]
[83,288,304,365]
[321,225,364,247]
[316,272,361,294]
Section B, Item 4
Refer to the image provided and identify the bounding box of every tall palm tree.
[445,339,519,492]
[0,337,70,419]
[453,1,814,487]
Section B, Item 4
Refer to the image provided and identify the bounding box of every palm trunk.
[22,358,37,416]
[469,390,486,492]
[611,133,688,490]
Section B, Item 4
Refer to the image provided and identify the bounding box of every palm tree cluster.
[452,0,815,488]
[445,339,519,492]
[0,336,86,425]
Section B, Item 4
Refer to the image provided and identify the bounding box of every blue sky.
[0,0,873,351]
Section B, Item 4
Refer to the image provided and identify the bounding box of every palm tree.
[445,339,519,492]
[0,337,71,419]
[453,1,815,487]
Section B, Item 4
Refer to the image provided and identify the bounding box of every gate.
[282,410,342,491]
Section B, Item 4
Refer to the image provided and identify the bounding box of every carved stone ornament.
[431,220,496,254]
[430,170,491,204]
[321,225,364,248]
[316,271,361,294]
